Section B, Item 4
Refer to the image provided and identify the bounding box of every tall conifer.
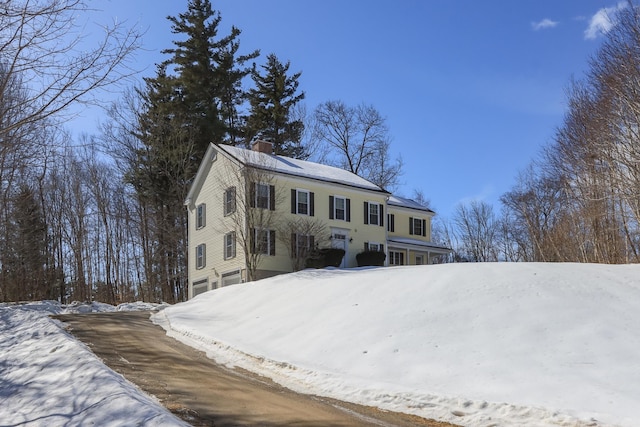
[246,53,306,158]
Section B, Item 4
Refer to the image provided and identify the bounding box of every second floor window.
[291,189,314,216]
[387,213,395,232]
[364,201,383,226]
[410,217,427,237]
[251,182,275,210]
[224,187,236,216]
[329,195,350,221]
[196,204,206,229]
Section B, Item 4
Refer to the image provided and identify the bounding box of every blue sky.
[83,0,622,218]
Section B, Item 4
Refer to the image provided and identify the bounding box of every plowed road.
[55,312,457,427]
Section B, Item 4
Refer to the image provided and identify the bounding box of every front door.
[331,228,349,268]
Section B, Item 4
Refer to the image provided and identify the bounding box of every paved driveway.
[55,311,457,427]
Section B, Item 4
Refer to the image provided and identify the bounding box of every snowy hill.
[155,263,640,427]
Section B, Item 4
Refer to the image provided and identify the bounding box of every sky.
[77,0,624,218]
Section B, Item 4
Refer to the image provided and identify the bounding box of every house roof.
[387,195,435,214]
[217,144,388,193]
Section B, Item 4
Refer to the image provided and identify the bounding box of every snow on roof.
[218,144,386,193]
[387,236,451,252]
[387,194,434,213]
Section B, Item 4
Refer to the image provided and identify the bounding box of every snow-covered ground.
[154,263,640,427]
[0,300,187,427]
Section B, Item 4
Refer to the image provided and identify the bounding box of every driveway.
[55,311,457,427]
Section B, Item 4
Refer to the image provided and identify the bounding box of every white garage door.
[221,270,242,287]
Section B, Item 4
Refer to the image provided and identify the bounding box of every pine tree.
[127,0,258,302]
[246,53,306,158]
[162,0,258,154]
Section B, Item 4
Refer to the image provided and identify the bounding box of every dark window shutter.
[409,217,414,235]
[223,235,227,260]
[391,214,395,232]
[250,228,256,254]
[202,245,206,268]
[422,219,427,237]
[270,230,276,255]
[329,196,334,219]
[202,204,206,227]
[380,205,384,227]
[346,198,351,222]
[249,182,256,208]
[380,244,384,253]
[364,242,369,251]
[310,192,315,216]
[232,232,236,258]
[231,187,236,212]
[291,189,296,214]
[269,185,275,211]
[309,235,315,249]
[364,202,369,224]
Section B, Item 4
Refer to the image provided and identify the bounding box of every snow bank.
[155,263,640,427]
[0,301,186,426]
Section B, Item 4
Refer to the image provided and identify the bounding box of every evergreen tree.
[127,0,257,302]
[246,53,306,158]
[3,185,49,300]
[162,0,258,155]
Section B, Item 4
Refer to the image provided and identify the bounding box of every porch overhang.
[387,237,452,256]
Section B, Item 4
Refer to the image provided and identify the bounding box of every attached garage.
[221,269,242,287]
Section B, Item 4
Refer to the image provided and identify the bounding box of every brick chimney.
[251,139,274,154]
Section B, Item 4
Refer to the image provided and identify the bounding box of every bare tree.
[311,100,402,190]
[0,0,141,137]
[218,152,285,281]
[453,201,500,262]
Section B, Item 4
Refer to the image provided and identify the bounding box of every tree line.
[3,0,639,304]
[0,0,402,303]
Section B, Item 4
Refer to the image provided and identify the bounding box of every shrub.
[356,250,386,267]
[305,248,345,268]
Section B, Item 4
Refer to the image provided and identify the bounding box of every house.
[185,140,450,299]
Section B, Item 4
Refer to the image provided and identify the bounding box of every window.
[410,217,427,237]
[387,214,395,232]
[195,243,206,269]
[251,182,274,210]
[389,251,405,266]
[329,196,350,221]
[224,187,236,216]
[365,242,383,252]
[415,255,424,265]
[291,189,314,216]
[251,228,276,255]
[364,201,384,226]
[196,204,206,229]
[257,183,270,209]
[224,232,236,260]
[292,233,315,258]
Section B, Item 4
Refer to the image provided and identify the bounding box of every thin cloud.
[531,18,559,31]
[584,2,627,39]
